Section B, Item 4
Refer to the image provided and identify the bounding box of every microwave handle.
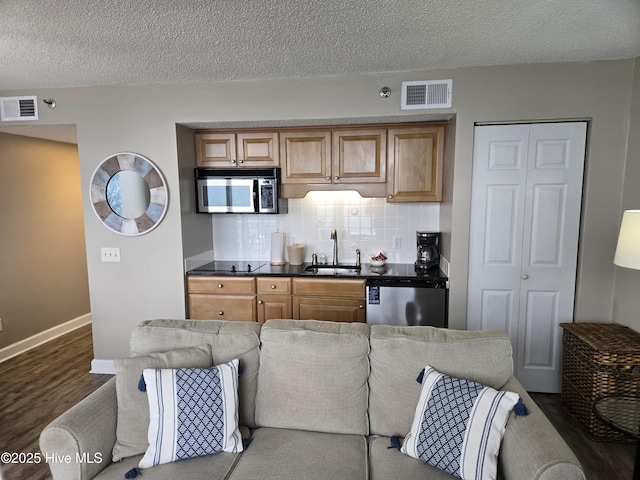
[253,178,259,211]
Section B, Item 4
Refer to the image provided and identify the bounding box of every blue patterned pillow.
[401,366,522,480]
[138,359,243,469]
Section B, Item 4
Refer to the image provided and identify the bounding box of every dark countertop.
[187,261,448,285]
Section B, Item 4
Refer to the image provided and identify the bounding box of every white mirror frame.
[90,152,168,236]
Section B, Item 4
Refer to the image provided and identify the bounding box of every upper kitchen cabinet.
[279,130,331,184]
[195,131,279,168]
[280,127,387,198]
[332,128,386,184]
[387,125,445,202]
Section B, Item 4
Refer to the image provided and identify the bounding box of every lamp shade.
[614,210,640,270]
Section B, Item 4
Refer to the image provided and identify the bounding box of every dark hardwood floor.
[0,325,635,479]
[0,324,113,480]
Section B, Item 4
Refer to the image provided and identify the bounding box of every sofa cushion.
[139,360,243,470]
[130,319,261,429]
[369,325,513,437]
[112,345,213,462]
[93,452,241,480]
[369,437,454,480]
[227,427,368,480]
[255,319,370,435]
[400,366,519,480]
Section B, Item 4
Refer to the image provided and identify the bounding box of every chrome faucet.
[330,228,338,265]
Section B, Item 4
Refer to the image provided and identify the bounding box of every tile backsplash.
[211,191,440,264]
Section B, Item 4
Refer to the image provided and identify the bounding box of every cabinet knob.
[218,311,224,316]
[388,195,393,199]
[326,176,331,181]
[238,159,244,163]
[218,284,223,288]
[334,176,339,181]
[258,300,264,304]
[521,274,529,280]
[230,159,236,164]
[359,304,365,309]
[271,285,276,289]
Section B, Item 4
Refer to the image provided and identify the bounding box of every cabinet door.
[257,294,293,323]
[237,132,279,167]
[195,133,237,167]
[387,125,445,202]
[332,128,386,184]
[280,130,331,184]
[188,294,257,321]
[292,296,365,323]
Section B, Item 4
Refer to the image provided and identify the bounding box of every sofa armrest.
[499,377,585,480]
[40,377,117,480]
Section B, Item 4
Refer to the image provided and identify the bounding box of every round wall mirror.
[90,152,168,236]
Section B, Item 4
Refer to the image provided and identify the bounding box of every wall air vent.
[0,96,39,121]
[401,80,452,110]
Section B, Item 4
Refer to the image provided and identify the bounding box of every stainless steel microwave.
[195,168,287,214]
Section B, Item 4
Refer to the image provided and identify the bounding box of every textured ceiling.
[1,0,639,90]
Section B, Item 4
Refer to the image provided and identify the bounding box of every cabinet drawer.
[188,294,257,321]
[292,278,366,298]
[257,277,292,294]
[187,276,256,295]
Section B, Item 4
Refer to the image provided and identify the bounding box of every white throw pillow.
[112,345,213,462]
[139,359,243,469]
[401,366,522,480]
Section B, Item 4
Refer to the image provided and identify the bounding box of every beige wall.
[613,58,640,331]
[0,58,636,361]
[0,132,90,349]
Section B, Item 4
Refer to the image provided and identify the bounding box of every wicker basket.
[560,323,640,442]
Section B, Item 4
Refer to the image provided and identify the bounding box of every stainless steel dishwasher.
[365,277,448,327]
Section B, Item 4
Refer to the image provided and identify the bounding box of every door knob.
[521,274,529,280]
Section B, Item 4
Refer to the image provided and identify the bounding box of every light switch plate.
[101,247,121,262]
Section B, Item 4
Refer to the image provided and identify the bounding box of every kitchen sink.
[303,264,362,276]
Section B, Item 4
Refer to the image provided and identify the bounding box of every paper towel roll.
[270,232,285,265]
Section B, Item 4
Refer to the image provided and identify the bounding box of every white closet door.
[468,122,586,392]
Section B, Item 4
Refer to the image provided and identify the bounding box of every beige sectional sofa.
[40,319,585,480]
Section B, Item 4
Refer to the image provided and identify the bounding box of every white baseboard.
[0,313,91,363]
[91,359,115,375]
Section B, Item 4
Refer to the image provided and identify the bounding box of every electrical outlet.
[101,247,121,262]
[393,235,403,250]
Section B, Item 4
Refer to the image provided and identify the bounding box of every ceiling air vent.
[0,96,39,121]
[401,80,452,110]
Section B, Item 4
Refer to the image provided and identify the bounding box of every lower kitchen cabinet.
[187,276,257,321]
[189,295,257,321]
[187,276,366,323]
[292,296,365,323]
[257,277,292,323]
[292,278,366,323]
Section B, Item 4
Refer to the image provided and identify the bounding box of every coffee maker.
[415,232,441,270]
